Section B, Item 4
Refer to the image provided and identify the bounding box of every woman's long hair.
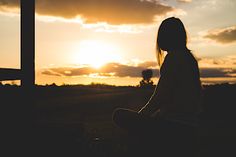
[156,17,189,66]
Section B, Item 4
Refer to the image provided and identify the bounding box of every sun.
[74,40,121,68]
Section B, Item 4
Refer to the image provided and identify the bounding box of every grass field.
[1,83,236,156]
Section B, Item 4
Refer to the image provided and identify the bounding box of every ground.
[1,84,236,156]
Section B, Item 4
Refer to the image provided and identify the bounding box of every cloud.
[41,60,236,80]
[198,56,236,78]
[0,0,175,25]
[41,61,160,78]
[41,70,61,77]
[177,0,192,3]
[138,61,158,68]
[203,25,236,44]
[0,0,18,7]
[198,55,236,68]
[200,68,236,78]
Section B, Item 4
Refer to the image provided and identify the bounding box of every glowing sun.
[75,40,121,68]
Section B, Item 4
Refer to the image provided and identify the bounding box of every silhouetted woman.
[113,17,202,155]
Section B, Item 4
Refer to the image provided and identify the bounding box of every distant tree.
[62,82,68,87]
[139,69,154,88]
[49,83,57,87]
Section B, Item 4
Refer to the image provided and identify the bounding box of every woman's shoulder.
[161,51,198,73]
[162,51,181,67]
[170,50,197,64]
[163,52,177,63]
[160,53,178,74]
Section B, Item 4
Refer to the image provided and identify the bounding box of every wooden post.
[21,0,35,88]
[19,1,35,150]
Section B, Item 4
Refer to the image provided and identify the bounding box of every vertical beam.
[21,0,35,88]
[19,2,35,149]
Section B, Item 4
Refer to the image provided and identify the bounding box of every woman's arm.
[138,85,160,115]
[138,54,177,116]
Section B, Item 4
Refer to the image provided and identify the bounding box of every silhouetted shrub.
[139,69,154,88]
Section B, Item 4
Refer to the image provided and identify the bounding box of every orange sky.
[0,0,236,85]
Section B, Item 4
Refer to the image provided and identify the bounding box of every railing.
[0,68,21,81]
[0,0,35,88]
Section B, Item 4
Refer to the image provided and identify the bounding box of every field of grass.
[34,85,153,139]
[1,83,236,156]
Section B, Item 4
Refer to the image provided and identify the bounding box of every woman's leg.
[113,108,170,157]
[112,108,149,156]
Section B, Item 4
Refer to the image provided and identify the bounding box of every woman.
[113,17,202,134]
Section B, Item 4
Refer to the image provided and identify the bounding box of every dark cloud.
[177,0,192,3]
[0,0,18,6]
[204,25,236,44]
[42,62,236,79]
[200,68,236,78]
[42,62,160,78]
[0,0,175,24]
[41,70,61,77]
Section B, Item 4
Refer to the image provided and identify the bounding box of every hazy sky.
[0,0,236,85]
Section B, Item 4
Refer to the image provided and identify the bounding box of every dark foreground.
[1,83,236,157]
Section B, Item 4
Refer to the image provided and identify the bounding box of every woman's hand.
[138,107,160,118]
[138,106,151,116]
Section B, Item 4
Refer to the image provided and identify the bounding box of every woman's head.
[156,17,189,65]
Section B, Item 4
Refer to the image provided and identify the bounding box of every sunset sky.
[0,0,236,85]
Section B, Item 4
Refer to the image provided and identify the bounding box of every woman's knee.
[112,108,137,127]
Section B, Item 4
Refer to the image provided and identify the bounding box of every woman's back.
[159,50,202,122]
